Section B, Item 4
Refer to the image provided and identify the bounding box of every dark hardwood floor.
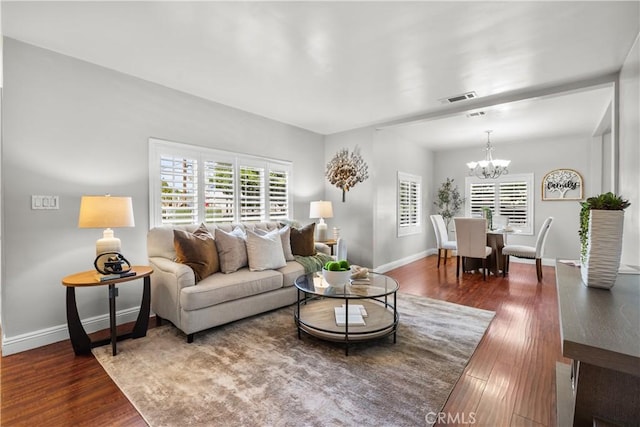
[1,255,566,426]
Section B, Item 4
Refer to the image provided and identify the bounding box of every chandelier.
[466,130,510,179]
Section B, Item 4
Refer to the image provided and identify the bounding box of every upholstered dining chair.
[502,217,553,282]
[430,214,457,268]
[454,218,493,280]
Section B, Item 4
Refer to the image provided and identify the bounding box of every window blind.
[465,173,534,234]
[160,156,198,225]
[239,166,265,222]
[269,169,289,220]
[499,181,528,227]
[204,160,235,223]
[150,138,292,227]
[397,172,422,237]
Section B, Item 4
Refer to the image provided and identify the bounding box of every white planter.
[322,268,352,286]
[580,210,624,289]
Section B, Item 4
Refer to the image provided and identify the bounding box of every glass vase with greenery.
[434,178,465,232]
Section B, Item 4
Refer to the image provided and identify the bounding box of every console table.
[555,262,639,426]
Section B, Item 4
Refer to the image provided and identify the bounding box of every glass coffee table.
[294,272,399,355]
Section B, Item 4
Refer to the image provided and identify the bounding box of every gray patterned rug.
[93,293,494,427]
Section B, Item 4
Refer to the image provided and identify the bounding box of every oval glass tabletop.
[294,271,399,299]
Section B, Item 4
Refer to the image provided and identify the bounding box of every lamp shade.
[78,195,135,229]
[309,201,334,219]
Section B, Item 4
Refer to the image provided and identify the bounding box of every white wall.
[618,34,640,267]
[433,135,599,262]
[373,129,434,270]
[1,38,325,354]
[323,127,375,268]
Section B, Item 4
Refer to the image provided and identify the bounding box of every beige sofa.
[147,222,329,342]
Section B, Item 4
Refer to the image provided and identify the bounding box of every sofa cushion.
[290,223,316,256]
[277,261,306,287]
[180,268,283,311]
[215,227,248,273]
[246,229,287,271]
[173,224,219,282]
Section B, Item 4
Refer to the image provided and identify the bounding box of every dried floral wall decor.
[326,146,369,202]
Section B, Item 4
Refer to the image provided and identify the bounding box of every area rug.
[93,293,494,427]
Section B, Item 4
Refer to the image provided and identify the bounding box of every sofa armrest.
[148,256,195,327]
[315,242,331,256]
[149,256,196,289]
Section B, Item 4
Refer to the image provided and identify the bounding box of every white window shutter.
[239,165,265,221]
[159,156,198,225]
[204,160,235,223]
[268,168,289,220]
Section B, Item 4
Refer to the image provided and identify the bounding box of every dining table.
[462,228,520,276]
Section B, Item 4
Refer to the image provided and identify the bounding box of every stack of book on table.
[334,304,368,326]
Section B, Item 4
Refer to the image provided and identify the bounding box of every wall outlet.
[31,195,59,210]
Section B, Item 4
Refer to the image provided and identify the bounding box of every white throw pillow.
[256,225,294,261]
[246,229,287,271]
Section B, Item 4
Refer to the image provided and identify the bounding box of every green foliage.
[578,192,630,262]
[434,178,465,230]
[324,260,350,272]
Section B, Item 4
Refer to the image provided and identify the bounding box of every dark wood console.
[555,261,639,426]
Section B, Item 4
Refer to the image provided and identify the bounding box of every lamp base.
[316,219,328,242]
[96,228,122,255]
[95,228,122,272]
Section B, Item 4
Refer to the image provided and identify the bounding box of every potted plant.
[579,192,630,289]
[434,178,465,234]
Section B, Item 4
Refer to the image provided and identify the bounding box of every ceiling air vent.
[466,111,486,118]
[441,91,477,104]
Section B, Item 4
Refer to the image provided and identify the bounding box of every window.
[149,138,292,226]
[397,172,422,237]
[465,173,534,235]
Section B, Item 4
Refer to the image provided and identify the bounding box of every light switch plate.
[32,195,59,210]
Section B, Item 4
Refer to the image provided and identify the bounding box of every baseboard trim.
[1,307,142,356]
[375,249,434,273]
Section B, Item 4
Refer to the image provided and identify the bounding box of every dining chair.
[430,214,457,268]
[502,217,553,281]
[454,218,493,280]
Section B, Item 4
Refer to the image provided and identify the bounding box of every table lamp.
[309,200,333,242]
[78,195,135,258]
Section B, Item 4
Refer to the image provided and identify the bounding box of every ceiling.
[2,1,639,150]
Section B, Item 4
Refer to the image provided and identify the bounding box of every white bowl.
[322,268,352,286]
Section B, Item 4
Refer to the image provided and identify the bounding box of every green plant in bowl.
[323,259,351,285]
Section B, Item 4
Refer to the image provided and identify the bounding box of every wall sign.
[542,169,583,200]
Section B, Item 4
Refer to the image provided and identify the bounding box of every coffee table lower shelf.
[295,298,398,355]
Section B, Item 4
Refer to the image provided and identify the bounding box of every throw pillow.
[173,224,219,282]
[290,223,316,256]
[256,225,294,261]
[246,229,287,271]
[214,227,248,273]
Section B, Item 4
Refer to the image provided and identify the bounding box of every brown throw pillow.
[173,224,219,282]
[290,223,316,256]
